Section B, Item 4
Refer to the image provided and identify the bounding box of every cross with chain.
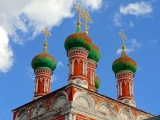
[82,9,93,34]
[119,30,126,46]
[41,26,51,43]
[75,4,83,22]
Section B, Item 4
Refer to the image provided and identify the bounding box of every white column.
[72,113,76,120]
[90,71,92,85]
[68,113,72,120]
[92,72,95,86]
[65,114,68,120]
[129,82,132,96]
[71,60,74,75]
[36,78,38,93]
[120,82,122,96]
[117,83,119,96]
[85,62,88,76]
[82,60,85,75]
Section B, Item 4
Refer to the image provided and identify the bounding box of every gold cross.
[119,30,126,46]
[41,26,51,43]
[75,4,83,22]
[81,9,93,34]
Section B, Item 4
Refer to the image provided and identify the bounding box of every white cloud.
[57,61,65,68]
[129,21,134,27]
[113,13,122,26]
[116,48,135,54]
[0,0,102,43]
[0,27,13,73]
[104,2,110,10]
[22,0,75,39]
[130,38,142,49]
[78,0,102,10]
[148,39,157,45]
[51,75,56,82]
[116,39,142,54]
[0,0,102,73]
[26,67,34,80]
[120,1,152,16]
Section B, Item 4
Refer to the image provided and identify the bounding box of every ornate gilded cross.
[119,30,126,46]
[41,26,51,43]
[82,9,93,34]
[75,4,83,22]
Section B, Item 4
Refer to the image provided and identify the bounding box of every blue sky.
[0,0,160,119]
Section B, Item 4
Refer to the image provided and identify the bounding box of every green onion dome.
[64,22,92,52]
[31,43,57,71]
[112,46,137,74]
[88,43,101,63]
[95,76,101,89]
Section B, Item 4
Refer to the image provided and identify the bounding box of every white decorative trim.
[116,72,134,78]
[71,59,74,75]
[120,82,122,96]
[129,82,132,96]
[84,62,88,76]
[119,99,136,107]
[68,113,72,120]
[35,68,52,75]
[32,102,46,118]
[137,115,148,120]
[67,79,88,89]
[44,79,47,92]
[117,108,135,120]
[36,78,38,93]
[87,67,96,72]
[69,55,87,59]
[65,114,68,120]
[132,83,134,95]
[96,102,116,117]
[67,48,89,57]
[90,71,93,85]
[73,92,95,108]
[82,60,85,75]
[15,108,29,120]
[53,96,67,108]
[69,58,88,76]
[69,75,87,79]
[51,91,69,109]
[71,102,118,120]
[36,74,51,77]
[93,72,95,86]
[118,96,133,99]
[81,59,88,76]
[117,83,120,96]
[72,113,77,120]
[117,77,133,81]
[87,59,97,68]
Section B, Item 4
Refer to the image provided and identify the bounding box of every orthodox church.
[12,5,156,120]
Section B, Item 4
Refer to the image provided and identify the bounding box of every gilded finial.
[75,4,83,28]
[82,9,93,35]
[41,26,51,49]
[119,30,126,51]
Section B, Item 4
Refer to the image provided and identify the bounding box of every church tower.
[112,30,138,107]
[64,5,101,92]
[31,27,57,100]
[87,43,101,92]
